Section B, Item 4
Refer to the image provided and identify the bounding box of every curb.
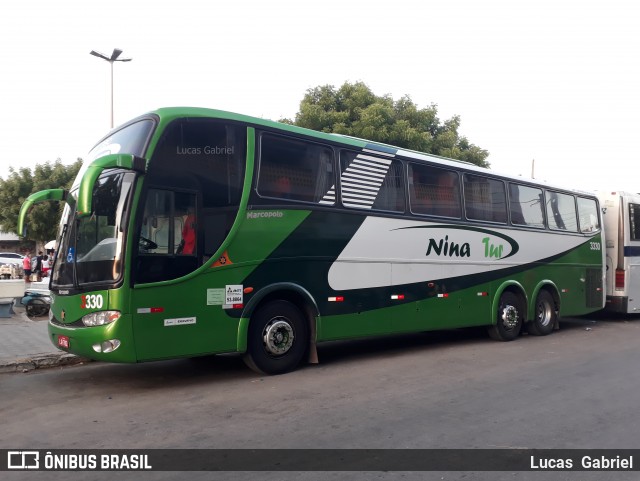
[0,353,93,374]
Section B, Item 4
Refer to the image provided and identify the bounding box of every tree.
[0,159,83,243]
[282,81,489,168]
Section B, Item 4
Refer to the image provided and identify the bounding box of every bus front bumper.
[48,317,137,363]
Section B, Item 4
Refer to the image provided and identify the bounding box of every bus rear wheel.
[244,300,308,375]
[527,290,557,336]
[488,291,523,341]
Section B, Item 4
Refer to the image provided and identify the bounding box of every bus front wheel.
[527,290,557,336]
[244,300,308,375]
[488,291,523,341]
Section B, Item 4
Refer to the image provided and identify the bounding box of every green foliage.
[0,159,83,243]
[283,81,489,168]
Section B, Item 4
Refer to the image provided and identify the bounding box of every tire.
[488,291,523,341]
[527,290,557,336]
[26,298,50,318]
[243,300,309,375]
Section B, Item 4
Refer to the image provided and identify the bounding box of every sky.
[1,0,639,194]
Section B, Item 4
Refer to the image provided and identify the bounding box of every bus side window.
[546,191,578,232]
[410,164,461,218]
[340,150,404,212]
[577,196,600,233]
[135,189,198,284]
[257,133,335,204]
[464,174,507,223]
[509,183,545,228]
[630,203,640,240]
[139,189,172,254]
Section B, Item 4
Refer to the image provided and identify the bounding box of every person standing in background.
[34,251,44,282]
[23,251,31,282]
[42,254,50,277]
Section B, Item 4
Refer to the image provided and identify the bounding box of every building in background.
[0,227,34,254]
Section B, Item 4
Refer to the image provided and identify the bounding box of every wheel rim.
[262,318,295,356]
[500,304,519,330]
[536,299,553,327]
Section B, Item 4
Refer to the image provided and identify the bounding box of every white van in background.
[599,191,640,313]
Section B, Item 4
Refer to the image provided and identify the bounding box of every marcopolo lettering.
[246,211,284,219]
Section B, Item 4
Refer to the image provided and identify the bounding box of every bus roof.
[125,107,596,197]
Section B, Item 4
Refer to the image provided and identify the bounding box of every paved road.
[2,315,640,481]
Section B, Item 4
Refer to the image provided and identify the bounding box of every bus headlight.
[82,310,121,327]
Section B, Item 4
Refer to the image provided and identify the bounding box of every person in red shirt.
[22,251,32,282]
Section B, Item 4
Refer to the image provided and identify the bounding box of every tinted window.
[135,119,246,284]
[463,174,507,223]
[509,183,545,228]
[409,164,461,218]
[88,119,155,162]
[73,119,156,190]
[258,134,335,204]
[150,120,246,209]
[340,151,404,212]
[630,204,640,240]
[546,191,578,231]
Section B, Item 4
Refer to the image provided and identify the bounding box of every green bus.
[19,107,605,374]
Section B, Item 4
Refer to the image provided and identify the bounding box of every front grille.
[50,316,84,328]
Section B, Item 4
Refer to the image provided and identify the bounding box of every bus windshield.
[52,171,136,287]
[50,118,155,288]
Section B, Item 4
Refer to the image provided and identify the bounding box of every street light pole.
[89,48,132,128]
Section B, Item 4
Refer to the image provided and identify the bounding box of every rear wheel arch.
[489,282,527,341]
[492,282,528,324]
[528,282,560,321]
[527,283,560,335]
[238,283,319,371]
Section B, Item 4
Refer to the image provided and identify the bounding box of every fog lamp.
[92,339,121,353]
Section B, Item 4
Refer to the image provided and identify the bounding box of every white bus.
[599,191,640,313]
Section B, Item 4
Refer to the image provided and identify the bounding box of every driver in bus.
[177,205,196,255]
